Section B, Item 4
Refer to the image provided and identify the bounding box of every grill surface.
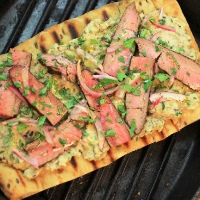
[0,0,200,199]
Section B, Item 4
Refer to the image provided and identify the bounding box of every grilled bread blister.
[0,0,200,199]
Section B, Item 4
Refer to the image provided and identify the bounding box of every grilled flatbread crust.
[0,0,200,199]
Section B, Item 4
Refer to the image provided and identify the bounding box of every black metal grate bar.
[2,0,35,53]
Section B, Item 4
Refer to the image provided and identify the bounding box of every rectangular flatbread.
[0,0,200,199]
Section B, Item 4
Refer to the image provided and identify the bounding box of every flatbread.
[0,0,200,199]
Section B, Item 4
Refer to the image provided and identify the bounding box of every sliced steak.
[23,121,82,168]
[9,65,68,125]
[0,80,21,118]
[40,54,76,82]
[80,69,131,147]
[10,49,32,68]
[103,2,140,77]
[157,47,200,90]
[126,56,154,134]
[135,38,161,59]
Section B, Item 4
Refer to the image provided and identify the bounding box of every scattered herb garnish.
[105,129,116,138]
[123,37,135,52]
[154,73,170,82]
[38,116,46,127]
[17,123,29,133]
[0,74,8,81]
[59,138,67,146]
[118,56,125,63]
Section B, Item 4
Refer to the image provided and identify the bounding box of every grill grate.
[0,0,200,199]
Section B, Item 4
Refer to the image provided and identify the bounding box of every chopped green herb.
[106,117,113,123]
[36,52,43,60]
[117,105,127,118]
[175,111,182,116]
[78,116,94,123]
[187,100,191,106]
[161,102,165,110]
[7,122,13,127]
[129,119,136,137]
[123,37,135,52]
[140,29,148,38]
[34,132,45,141]
[0,74,8,81]
[33,100,39,108]
[154,73,170,82]
[38,116,46,127]
[141,49,146,57]
[77,37,86,45]
[142,76,153,91]
[17,123,29,133]
[186,72,190,76]
[4,82,11,89]
[59,138,67,146]
[39,87,48,98]
[0,52,13,71]
[38,69,45,78]
[83,131,89,136]
[159,19,166,25]
[118,56,125,63]
[95,78,118,90]
[149,17,155,22]
[13,81,22,88]
[90,39,99,45]
[171,67,177,75]
[100,93,106,105]
[45,78,53,90]
[116,72,127,82]
[105,129,116,138]
[120,84,141,95]
[39,101,53,108]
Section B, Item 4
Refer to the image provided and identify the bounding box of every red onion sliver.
[77,60,119,98]
[150,31,162,42]
[100,115,106,124]
[169,75,175,85]
[93,74,118,80]
[8,86,28,104]
[13,148,39,168]
[94,69,107,75]
[1,117,38,125]
[42,126,54,144]
[159,7,163,19]
[151,21,176,32]
[106,41,123,54]
[150,92,186,102]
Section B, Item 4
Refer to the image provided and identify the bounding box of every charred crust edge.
[102,10,109,20]
[141,136,148,145]
[90,160,97,169]
[70,156,77,169]
[107,149,115,162]
[40,45,47,53]
[52,31,60,44]
[85,17,91,24]
[68,23,79,39]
